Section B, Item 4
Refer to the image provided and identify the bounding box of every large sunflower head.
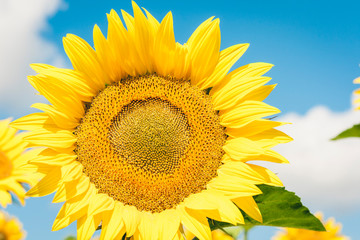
[0,210,26,240]
[13,2,292,239]
[272,212,349,240]
[0,118,40,208]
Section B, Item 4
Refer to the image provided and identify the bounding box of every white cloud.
[0,0,66,118]
[268,106,360,212]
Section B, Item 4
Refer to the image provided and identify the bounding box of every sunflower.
[0,118,40,208]
[272,212,349,240]
[0,210,26,240]
[353,76,360,110]
[12,2,291,239]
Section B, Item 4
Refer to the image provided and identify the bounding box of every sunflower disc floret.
[12,2,292,240]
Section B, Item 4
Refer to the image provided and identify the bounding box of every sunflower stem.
[243,226,253,240]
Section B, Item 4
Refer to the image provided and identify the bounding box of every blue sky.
[43,0,360,114]
[1,0,360,239]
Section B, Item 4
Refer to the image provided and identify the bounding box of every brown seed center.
[109,98,190,175]
[75,74,226,212]
[0,232,6,240]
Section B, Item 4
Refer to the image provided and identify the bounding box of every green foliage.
[64,236,76,240]
[245,185,325,230]
[222,226,242,238]
[208,185,325,232]
[331,123,360,140]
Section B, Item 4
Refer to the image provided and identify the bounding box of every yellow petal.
[53,175,90,203]
[188,18,220,86]
[4,181,25,205]
[0,118,11,130]
[30,63,55,72]
[33,67,97,101]
[136,212,159,240]
[120,8,147,75]
[248,128,293,148]
[23,129,76,150]
[28,75,85,119]
[221,154,232,163]
[11,148,36,170]
[29,148,76,167]
[184,192,219,211]
[172,230,183,240]
[122,205,140,237]
[52,184,96,231]
[353,77,360,83]
[232,196,262,223]
[0,135,27,160]
[77,214,102,240]
[132,1,154,73]
[353,95,360,104]
[87,193,114,217]
[187,17,214,46]
[223,137,264,161]
[185,191,244,225]
[143,7,160,31]
[158,210,181,240]
[0,122,16,146]
[207,174,262,198]
[60,162,84,183]
[0,190,12,208]
[217,161,266,184]
[206,198,244,225]
[178,205,211,240]
[200,43,249,89]
[257,149,289,164]
[211,76,271,110]
[107,10,137,76]
[219,100,280,128]
[226,119,286,138]
[211,62,274,94]
[31,103,79,130]
[121,9,135,32]
[27,167,62,197]
[63,34,108,90]
[243,84,277,102]
[100,202,126,240]
[173,43,191,79]
[11,112,56,131]
[247,164,283,186]
[224,138,289,163]
[11,147,42,177]
[154,12,176,76]
[94,25,125,82]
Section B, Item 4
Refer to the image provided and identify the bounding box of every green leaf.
[331,123,360,140]
[246,185,325,230]
[64,236,76,240]
[222,226,242,238]
[208,185,325,232]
